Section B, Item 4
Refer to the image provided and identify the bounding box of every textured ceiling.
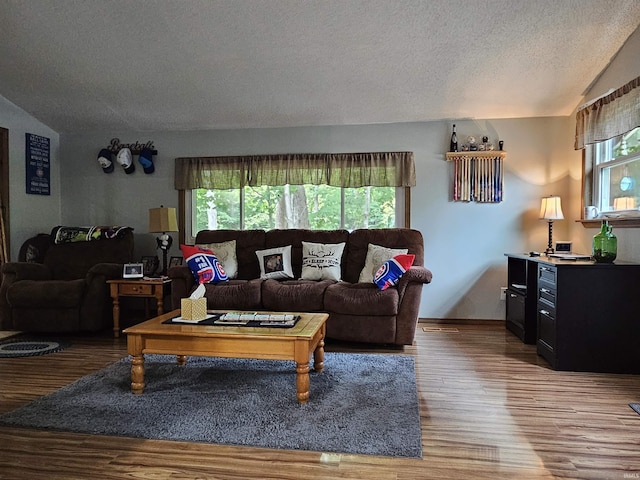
[0,0,639,134]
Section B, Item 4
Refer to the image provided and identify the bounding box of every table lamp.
[613,197,637,210]
[539,196,564,255]
[149,206,179,276]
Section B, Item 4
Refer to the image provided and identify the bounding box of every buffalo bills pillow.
[180,244,228,284]
[373,254,415,291]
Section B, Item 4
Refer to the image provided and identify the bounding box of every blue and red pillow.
[180,244,228,284]
[373,254,415,291]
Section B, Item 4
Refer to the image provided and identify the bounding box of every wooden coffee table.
[123,309,327,403]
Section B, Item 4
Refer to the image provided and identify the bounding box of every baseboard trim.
[418,318,505,326]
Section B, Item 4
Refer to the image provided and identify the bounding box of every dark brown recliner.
[0,228,134,333]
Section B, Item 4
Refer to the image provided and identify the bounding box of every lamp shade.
[613,197,637,210]
[149,207,178,233]
[539,196,564,220]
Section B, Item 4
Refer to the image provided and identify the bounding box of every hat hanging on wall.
[138,147,155,174]
[97,149,114,173]
[116,148,135,174]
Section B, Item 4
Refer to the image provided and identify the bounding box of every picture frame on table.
[141,256,159,276]
[169,256,184,268]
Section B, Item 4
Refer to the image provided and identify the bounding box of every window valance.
[575,75,640,150]
[174,152,416,190]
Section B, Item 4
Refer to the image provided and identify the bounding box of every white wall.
[0,95,60,260]
[60,117,574,320]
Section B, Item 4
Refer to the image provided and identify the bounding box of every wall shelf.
[446,151,506,203]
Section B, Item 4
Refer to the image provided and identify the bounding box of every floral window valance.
[174,152,416,190]
[575,75,640,150]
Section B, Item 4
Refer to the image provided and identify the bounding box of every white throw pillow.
[301,241,345,281]
[255,245,294,280]
[197,240,238,279]
[358,243,409,283]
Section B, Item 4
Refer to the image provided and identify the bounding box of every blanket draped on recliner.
[51,226,133,244]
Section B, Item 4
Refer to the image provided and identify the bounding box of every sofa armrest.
[168,266,195,309]
[0,262,53,329]
[85,263,126,284]
[397,266,433,295]
[1,262,52,281]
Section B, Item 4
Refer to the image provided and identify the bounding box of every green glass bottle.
[592,220,617,263]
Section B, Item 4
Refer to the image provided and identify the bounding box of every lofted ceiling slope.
[0,0,639,134]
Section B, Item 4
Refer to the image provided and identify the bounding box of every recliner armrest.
[396,266,433,301]
[0,262,52,281]
[85,263,126,283]
[398,266,433,286]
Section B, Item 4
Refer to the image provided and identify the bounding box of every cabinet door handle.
[539,309,550,316]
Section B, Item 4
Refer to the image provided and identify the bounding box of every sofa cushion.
[301,241,345,281]
[181,245,228,284]
[262,279,334,312]
[374,254,415,291]
[255,246,294,279]
[202,279,262,310]
[324,282,399,316]
[343,228,424,283]
[195,230,266,280]
[196,240,238,279]
[7,279,85,308]
[265,229,350,279]
[358,244,408,283]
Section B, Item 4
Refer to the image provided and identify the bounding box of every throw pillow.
[374,254,415,291]
[196,240,238,279]
[255,245,294,280]
[301,241,346,281]
[180,244,228,285]
[358,243,409,283]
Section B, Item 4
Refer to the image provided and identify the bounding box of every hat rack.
[105,137,157,155]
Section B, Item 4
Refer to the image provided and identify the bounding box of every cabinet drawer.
[538,285,556,308]
[537,307,556,351]
[506,289,526,329]
[119,284,153,295]
[538,264,556,286]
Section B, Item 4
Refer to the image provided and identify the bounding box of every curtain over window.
[174,152,416,190]
[575,75,640,150]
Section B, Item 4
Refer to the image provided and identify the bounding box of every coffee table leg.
[313,338,325,373]
[296,362,310,403]
[131,355,145,394]
[176,355,187,365]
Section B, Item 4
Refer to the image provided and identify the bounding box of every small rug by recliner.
[0,337,71,358]
[0,352,422,458]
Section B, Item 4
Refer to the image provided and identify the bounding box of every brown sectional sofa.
[169,228,432,345]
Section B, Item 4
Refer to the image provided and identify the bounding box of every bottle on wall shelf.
[592,220,617,263]
[450,124,458,152]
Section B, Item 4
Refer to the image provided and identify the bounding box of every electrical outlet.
[500,287,507,301]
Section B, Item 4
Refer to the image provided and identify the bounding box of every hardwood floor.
[1,322,639,479]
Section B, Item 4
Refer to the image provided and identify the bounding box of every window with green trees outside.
[190,185,396,237]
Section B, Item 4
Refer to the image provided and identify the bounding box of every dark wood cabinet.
[505,256,538,344]
[505,254,640,374]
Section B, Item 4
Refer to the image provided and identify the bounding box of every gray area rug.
[0,352,422,458]
[0,337,71,357]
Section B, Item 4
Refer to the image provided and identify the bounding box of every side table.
[107,278,172,338]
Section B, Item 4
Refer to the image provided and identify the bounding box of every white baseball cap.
[116,148,135,174]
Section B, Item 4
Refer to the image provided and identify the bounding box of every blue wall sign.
[26,133,50,195]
